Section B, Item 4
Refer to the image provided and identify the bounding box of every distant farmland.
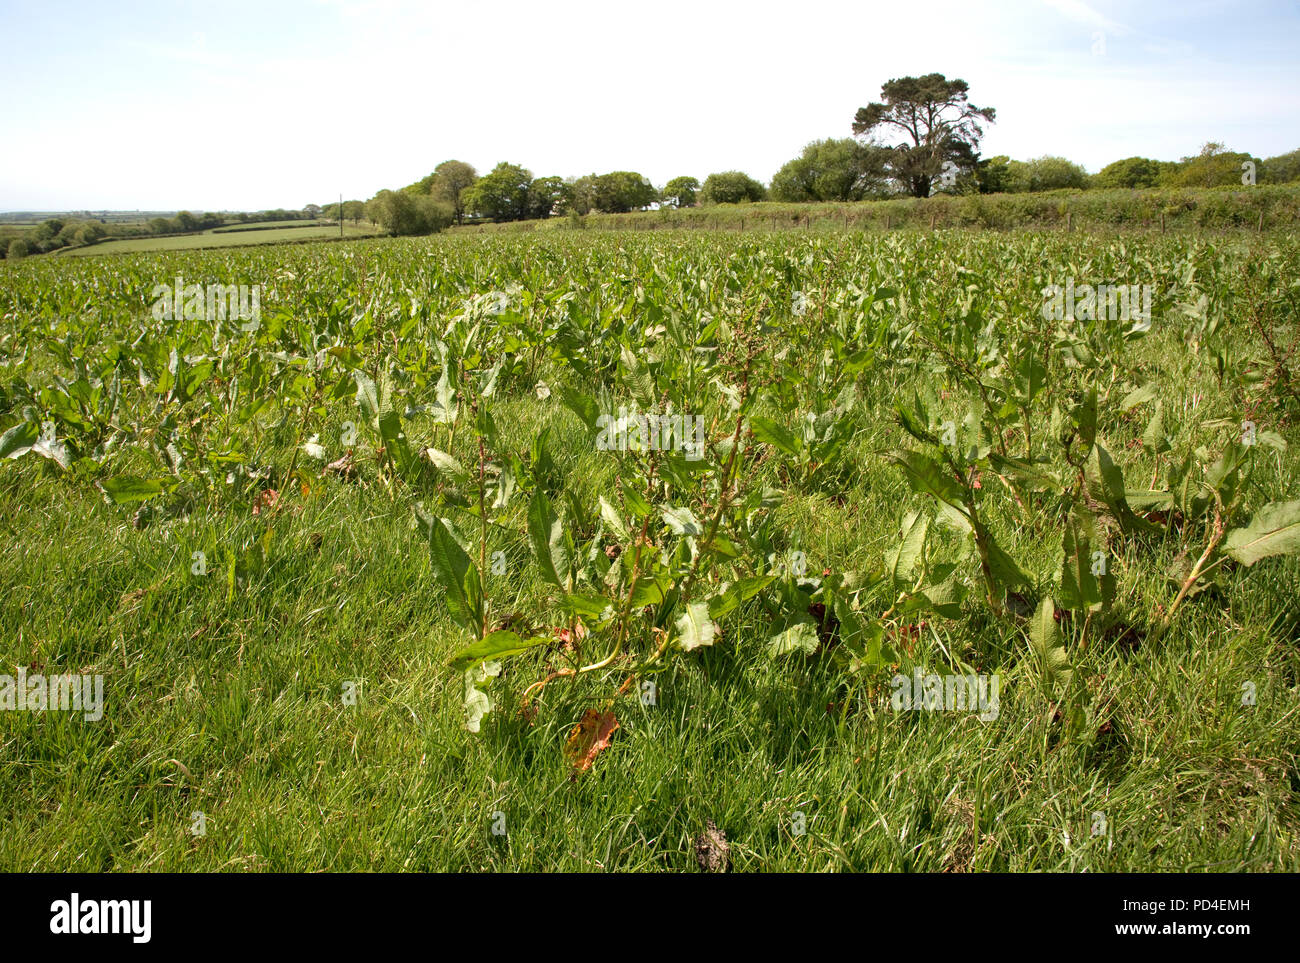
[59,221,378,256]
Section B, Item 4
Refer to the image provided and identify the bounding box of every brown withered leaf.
[324,452,357,480]
[563,708,619,773]
[694,819,730,873]
[251,489,279,516]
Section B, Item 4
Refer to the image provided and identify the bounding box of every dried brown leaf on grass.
[563,708,619,773]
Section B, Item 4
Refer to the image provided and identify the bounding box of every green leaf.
[563,593,613,620]
[674,601,716,652]
[1086,443,1154,534]
[750,416,801,456]
[557,385,600,434]
[32,437,71,469]
[97,476,167,504]
[660,504,702,536]
[767,620,820,657]
[449,630,548,672]
[425,448,468,484]
[984,530,1031,589]
[707,575,774,620]
[1223,500,1300,566]
[619,479,653,520]
[429,518,483,633]
[895,392,938,445]
[1028,596,1073,695]
[1119,384,1157,411]
[888,450,968,512]
[913,576,966,619]
[1075,390,1097,450]
[1059,512,1113,612]
[598,495,630,542]
[463,661,500,733]
[886,509,929,591]
[630,576,667,608]
[354,370,379,424]
[0,421,38,459]
[1141,401,1170,453]
[528,489,572,590]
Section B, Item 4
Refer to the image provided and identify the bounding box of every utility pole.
[340,193,343,238]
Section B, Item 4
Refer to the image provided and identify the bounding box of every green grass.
[59,223,376,256]
[1,228,1297,871]
[210,220,327,233]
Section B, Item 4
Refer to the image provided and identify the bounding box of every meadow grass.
[0,228,1296,871]
[59,223,376,257]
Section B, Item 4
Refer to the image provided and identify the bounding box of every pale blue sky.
[1,0,1297,210]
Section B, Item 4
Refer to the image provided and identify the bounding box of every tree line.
[2,208,326,259]
[355,73,1298,236]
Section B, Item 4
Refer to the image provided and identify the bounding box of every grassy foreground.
[1,228,1297,871]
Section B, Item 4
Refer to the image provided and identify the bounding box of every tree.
[700,171,767,204]
[304,204,322,219]
[365,190,453,235]
[592,171,657,213]
[974,155,1012,193]
[1169,142,1259,188]
[1003,156,1089,192]
[430,160,478,224]
[566,175,599,215]
[661,176,700,208]
[1093,156,1169,189]
[770,139,891,202]
[527,176,569,218]
[461,163,534,221]
[7,239,28,259]
[175,211,199,231]
[342,200,366,224]
[1262,148,1300,184]
[852,73,995,198]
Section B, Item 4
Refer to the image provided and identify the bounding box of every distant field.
[60,223,377,256]
[211,220,324,233]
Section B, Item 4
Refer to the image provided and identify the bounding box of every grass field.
[58,223,377,257]
[210,220,324,233]
[1,228,1297,871]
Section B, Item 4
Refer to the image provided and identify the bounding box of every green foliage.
[700,170,767,204]
[852,73,994,197]
[1004,156,1089,192]
[1168,142,1259,189]
[461,162,536,222]
[1261,148,1300,184]
[3,225,1300,871]
[365,189,453,236]
[1093,156,1175,189]
[770,139,891,202]
[661,176,700,208]
[429,160,478,224]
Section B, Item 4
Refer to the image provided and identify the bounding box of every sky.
[1,0,1297,211]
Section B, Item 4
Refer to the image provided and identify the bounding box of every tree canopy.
[770,139,891,202]
[700,171,767,205]
[852,73,995,198]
